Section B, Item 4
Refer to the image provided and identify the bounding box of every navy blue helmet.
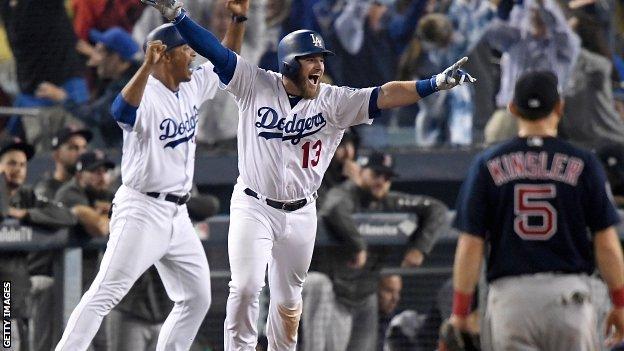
[277,30,334,79]
[143,23,187,52]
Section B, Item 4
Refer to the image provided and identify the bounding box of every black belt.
[145,192,191,205]
[244,188,316,212]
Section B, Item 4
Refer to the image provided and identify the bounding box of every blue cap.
[89,27,139,61]
[144,23,187,53]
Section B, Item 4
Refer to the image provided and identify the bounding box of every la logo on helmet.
[310,34,322,48]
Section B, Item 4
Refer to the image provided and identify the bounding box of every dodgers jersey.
[224,55,375,201]
[454,136,620,282]
[118,62,218,195]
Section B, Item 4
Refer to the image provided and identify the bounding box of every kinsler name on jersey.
[486,151,585,186]
[159,105,200,149]
[255,107,326,145]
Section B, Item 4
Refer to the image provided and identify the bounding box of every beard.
[293,72,320,100]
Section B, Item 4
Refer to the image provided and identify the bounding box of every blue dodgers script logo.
[159,106,199,148]
[255,107,326,145]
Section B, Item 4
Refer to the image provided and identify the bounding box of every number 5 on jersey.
[513,184,557,240]
[302,140,322,168]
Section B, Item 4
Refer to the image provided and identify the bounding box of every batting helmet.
[143,23,187,52]
[277,29,334,79]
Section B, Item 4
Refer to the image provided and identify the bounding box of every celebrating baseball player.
[142,1,475,350]
[450,71,624,350]
[54,2,249,350]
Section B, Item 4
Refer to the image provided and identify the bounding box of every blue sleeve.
[583,154,621,232]
[368,87,381,119]
[173,12,237,85]
[453,155,489,237]
[110,93,137,127]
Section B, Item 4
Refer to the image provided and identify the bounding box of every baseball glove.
[438,319,481,351]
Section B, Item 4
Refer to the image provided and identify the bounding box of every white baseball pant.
[224,182,317,351]
[485,273,598,351]
[56,185,211,351]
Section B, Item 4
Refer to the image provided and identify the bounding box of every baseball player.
[54,2,249,350]
[449,71,624,350]
[142,1,475,350]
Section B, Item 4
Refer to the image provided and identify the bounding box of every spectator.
[559,12,624,148]
[0,0,88,139]
[35,27,140,148]
[71,0,145,42]
[302,151,448,351]
[56,150,115,240]
[377,274,403,351]
[34,127,92,200]
[483,0,581,144]
[0,138,76,351]
[316,129,360,204]
[328,0,429,147]
[28,126,91,351]
[55,150,115,351]
[396,0,496,147]
[257,0,293,73]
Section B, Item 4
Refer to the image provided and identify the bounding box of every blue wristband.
[416,76,438,98]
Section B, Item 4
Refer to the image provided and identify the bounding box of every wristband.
[452,290,473,317]
[416,76,438,98]
[232,14,248,23]
[610,286,624,308]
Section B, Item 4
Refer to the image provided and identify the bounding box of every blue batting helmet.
[143,23,187,52]
[277,30,334,79]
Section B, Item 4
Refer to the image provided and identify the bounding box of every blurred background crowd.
[0,0,623,350]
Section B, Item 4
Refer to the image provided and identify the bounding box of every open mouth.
[308,73,320,85]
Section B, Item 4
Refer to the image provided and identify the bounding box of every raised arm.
[376,57,476,110]
[142,0,239,84]
[110,41,166,127]
[220,0,249,54]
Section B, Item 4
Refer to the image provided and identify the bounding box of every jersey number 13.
[301,140,322,168]
[513,184,557,240]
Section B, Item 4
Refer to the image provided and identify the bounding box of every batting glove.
[434,57,477,91]
[141,0,183,21]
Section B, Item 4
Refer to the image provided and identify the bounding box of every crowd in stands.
[0,0,622,150]
[0,0,622,350]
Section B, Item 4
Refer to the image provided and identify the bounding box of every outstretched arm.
[376,57,476,110]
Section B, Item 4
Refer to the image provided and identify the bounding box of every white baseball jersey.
[118,61,219,195]
[224,54,375,201]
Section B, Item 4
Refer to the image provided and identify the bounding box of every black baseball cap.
[52,127,93,150]
[76,151,115,172]
[512,71,560,120]
[0,138,35,160]
[359,151,398,178]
